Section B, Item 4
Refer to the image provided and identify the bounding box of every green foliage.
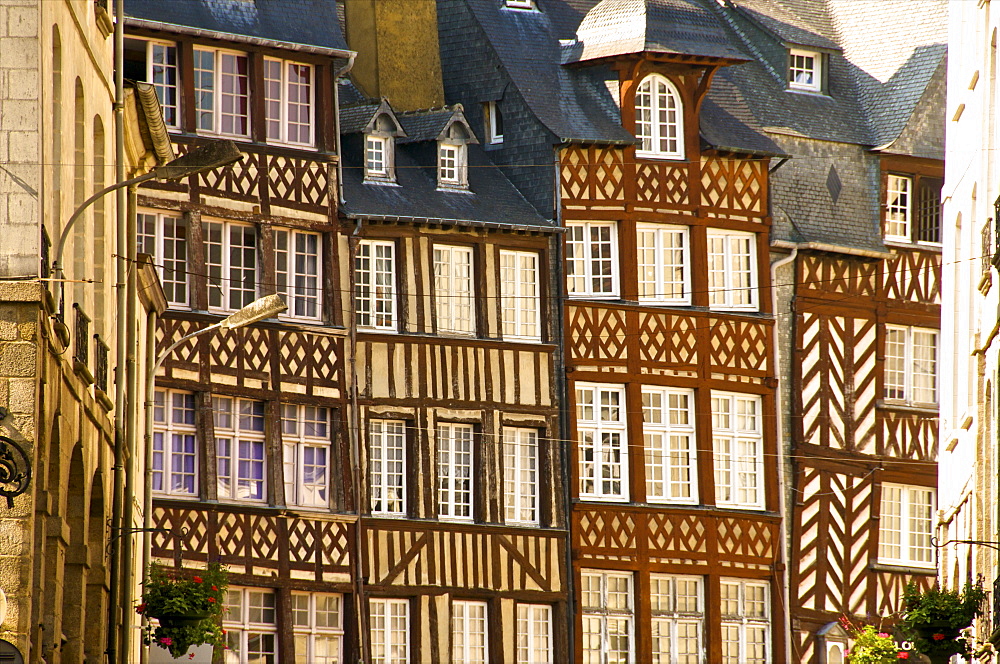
[846,624,900,664]
[137,563,229,658]
[900,579,987,659]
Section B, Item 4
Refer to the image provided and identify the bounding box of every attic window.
[438,143,467,188]
[788,49,822,92]
[505,0,535,9]
[484,101,504,144]
[365,113,398,183]
[635,74,684,160]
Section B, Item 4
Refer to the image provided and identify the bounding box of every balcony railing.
[94,335,109,393]
[73,304,89,369]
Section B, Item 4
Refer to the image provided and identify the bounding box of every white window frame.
[264,57,314,147]
[452,600,488,664]
[356,239,397,331]
[434,244,476,335]
[517,604,552,664]
[788,48,822,92]
[504,427,539,525]
[291,592,344,664]
[370,598,409,664]
[504,0,535,9]
[214,397,267,503]
[643,387,698,505]
[566,221,619,299]
[281,404,331,509]
[370,419,406,516]
[365,134,395,182]
[205,219,258,313]
[137,210,189,307]
[712,392,765,510]
[878,483,935,568]
[650,574,705,664]
[484,100,504,144]
[884,325,938,405]
[151,389,198,498]
[885,174,913,242]
[707,229,758,312]
[577,383,629,502]
[438,142,468,188]
[223,587,278,663]
[500,249,541,341]
[275,228,322,321]
[193,46,250,138]
[637,223,690,304]
[635,74,684,160]
[128,38,179,128]
[438,423,475,521]
[720,579,770,664]
[580,570,634,664]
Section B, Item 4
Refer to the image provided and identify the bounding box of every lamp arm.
[148,322,222,390]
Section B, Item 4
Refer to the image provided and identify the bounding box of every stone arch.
[60,443,88,662]
[92,116,107,330]
[72,79,87,306]
[83,471,107,663]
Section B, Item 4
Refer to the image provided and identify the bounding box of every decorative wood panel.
[157,314,344,397]
[799,253,878,298]
[699,157,766,216]
[636,311,699,371]
[566,306,629,363]
[151,503,352,579]
[881,249,941,305]
[364,522,565,594]
[880,411,938,460]
[573,507,779,567]
[635,160,690,208]
[875,570,934,616]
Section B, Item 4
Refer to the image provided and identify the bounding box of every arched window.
[634,74,684,159]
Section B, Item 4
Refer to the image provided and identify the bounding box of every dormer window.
[505,0,535,9]
[438,143,467,188]
[634,74,683,160]
[789,49,822,92]
[364,113,399,183]
[366,136,389,176]
[484,101,504,145]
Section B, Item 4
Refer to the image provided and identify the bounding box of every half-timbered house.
[706,1,947,660]
[435,0,789,660]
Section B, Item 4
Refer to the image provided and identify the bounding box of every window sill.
[577,495,631,503]
[786,86,826,96]
[363,177,399,187]
[437,185,473,194]
[877,400,938,415]
[635,151,685,162]
[870,561,936,574]
[883,239,943,251]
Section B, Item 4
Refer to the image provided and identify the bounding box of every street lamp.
[138,294,287,661]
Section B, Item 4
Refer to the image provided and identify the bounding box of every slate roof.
[124,0,349,53]
[563,0,750,64]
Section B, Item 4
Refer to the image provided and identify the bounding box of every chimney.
[343,0,445,111]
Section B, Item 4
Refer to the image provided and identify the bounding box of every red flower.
[135,603,147,614]
[898,653,909,660]
[208,597,216,603]
[159,637,173,646]
[188,655,195,660]
[932,633,946,641]
[192,576,203,583]
[211,585,218,591]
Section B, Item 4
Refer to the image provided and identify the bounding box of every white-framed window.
[580,570,634,664]
[438,423,474,521]
[292,592,343,664]
[370,419,406,515]
[281,404,331,509]
[223,587,278,663]
[879,483,935,567]
[500,250,541,341]
[885,174,912,241]
[275,228,321,320]
[365,135,394,181]
[370,598,409,664]
[434,245,476,335]
[712,392,764,510]
[214,397,266,502]
[566,222,619,298]
[205,220,258,312]
[650,574,704,664]
[264,58,314,146]
[504,427,539,525]
[577,383,628,502]
[124,38,179,128]
[452,600,488,664]
[635,74,684,160]
[707,230,757,311]
[884,325,938,404]
[505,0,535,9]
[438,142,468,188]
[517,604,552,664]
[484,101,504,144]
[137,210,188,307]
[643,387,697,505]
[720,579,770,664]
[193,47,250,137]
[356,239,397,331]
[637,224,689,304]
[788,49,822,92]
[151,389,198,497]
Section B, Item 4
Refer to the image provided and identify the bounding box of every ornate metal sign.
[0,436,31,509]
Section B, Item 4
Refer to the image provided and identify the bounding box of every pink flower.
[878,632,890,638]
[159,637,173,646]
[932,633,946,641]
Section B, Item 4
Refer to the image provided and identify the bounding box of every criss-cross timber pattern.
[363,522,564,594]
[574,507,778,566]
[151,503,352,580]
[880,247,941,305]
[799,253,878,298]
[880,410,938,460]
